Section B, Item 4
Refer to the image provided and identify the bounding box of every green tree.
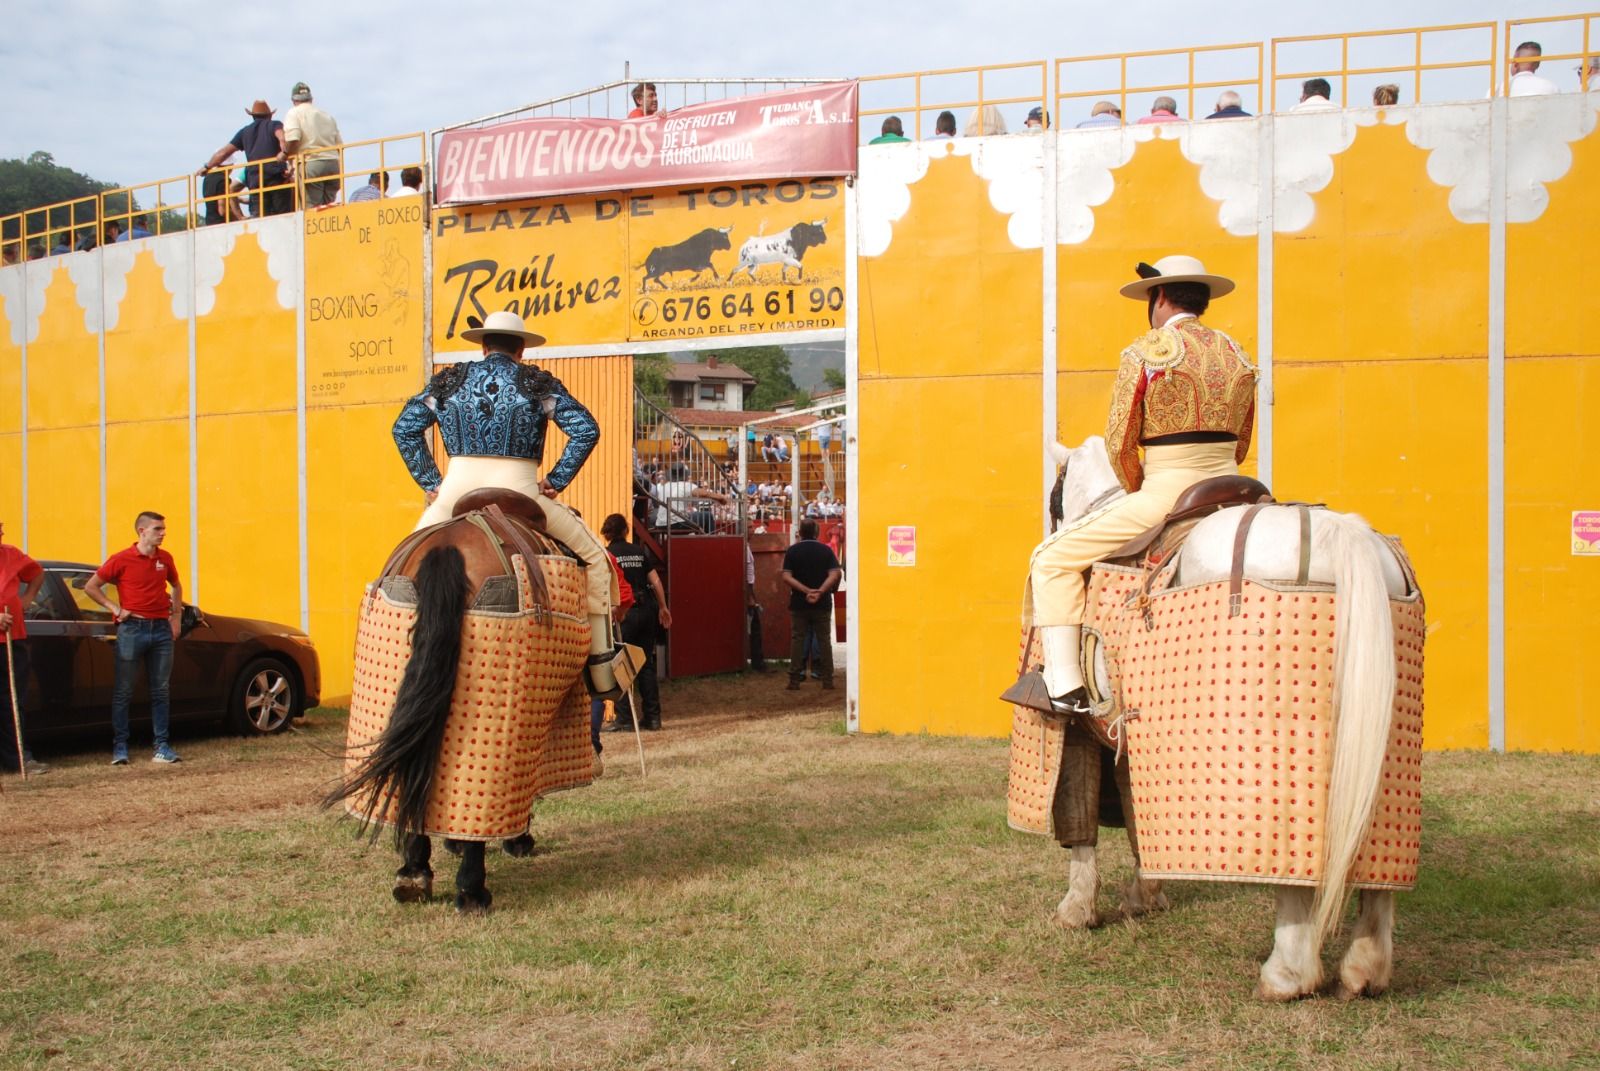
[1,150,189,248]
[633,352,673,408]
[792,389,813,410]
[822,367,845,391]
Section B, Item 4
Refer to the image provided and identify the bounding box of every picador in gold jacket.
[1024,255,1258,715]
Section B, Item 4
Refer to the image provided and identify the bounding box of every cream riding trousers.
[415,456,615,638]
[1028,441,1239,627]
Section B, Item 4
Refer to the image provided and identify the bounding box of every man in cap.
[391,311,623,695]
[283,82,344,207]
[198,101,290,216]
[1024,106,1049,131]
[1014,256,1258,716]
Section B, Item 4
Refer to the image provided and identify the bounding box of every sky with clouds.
[0,0,1570,190]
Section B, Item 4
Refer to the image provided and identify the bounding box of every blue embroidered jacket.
[392,353,600,493]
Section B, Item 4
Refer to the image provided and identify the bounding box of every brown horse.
[327,489,594,913]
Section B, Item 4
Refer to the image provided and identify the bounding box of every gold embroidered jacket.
[1104,317,1258,492]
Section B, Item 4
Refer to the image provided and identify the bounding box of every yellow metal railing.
[5,12,1600,263]
[1507,11,1600,92]
[859,61,1049,139]
[2,132,428,264]
[1055,42,1263,125]
[1271,21,1498,109]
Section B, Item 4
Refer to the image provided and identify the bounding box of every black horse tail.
[326,545,469,848]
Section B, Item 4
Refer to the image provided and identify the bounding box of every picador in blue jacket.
[392,310,620,692]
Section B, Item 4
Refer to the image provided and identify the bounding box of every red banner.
[434,82,859,204]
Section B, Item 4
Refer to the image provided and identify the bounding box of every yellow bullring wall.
[0,204,632,703]
[853,95,1600,752]
[4,95,1595,750]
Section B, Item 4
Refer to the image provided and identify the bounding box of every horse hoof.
[392,873,433,904]
[454,890,493,916]
[1052,896,1100,930]
[1119,880,1170,918]
[502,833,536,858]
[1256,962,1320,1002]
[1336,968,1389,1001]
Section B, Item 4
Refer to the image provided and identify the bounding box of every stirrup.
[1000,672,1090,717]
[584,651,623,700]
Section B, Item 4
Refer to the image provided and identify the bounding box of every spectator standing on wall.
[0,517,48,776]
[601,514,671,732]
[930,110,957,139]
[869,116,910,144]
[628,82,659,118]
[198,101,290,217]
[1292,78,1337,111]
[1206,91,1251,119]
[393,166,424,196]
[349,172,387,203]
[283,82,343,207]
[1508,42,1558,96]
[965,105,1007,136]
[1137,96,1183,124]
[1076,102,1122,128]
[1373,85,1400,106]
[85,511,184,765]
[781,519,840,691]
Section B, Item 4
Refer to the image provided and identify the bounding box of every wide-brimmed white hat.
[460,310,546,347]
[1119,255,1235,300]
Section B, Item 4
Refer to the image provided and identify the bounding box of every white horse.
[1047,436,1412,1001]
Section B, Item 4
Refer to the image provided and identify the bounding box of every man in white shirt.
[391,165,424,197]
[283,81,344,206]
[1291,78,1337,111]
[1508,41,1559,96]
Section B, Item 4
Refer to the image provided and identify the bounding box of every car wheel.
[229,657,301,735]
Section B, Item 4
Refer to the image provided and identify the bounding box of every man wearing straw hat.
[391,310,622,694]
[1014,256,1258,716]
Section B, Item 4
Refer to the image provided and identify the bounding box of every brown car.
[18,561,321,739]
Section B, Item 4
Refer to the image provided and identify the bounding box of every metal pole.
[790,440,801,543]
[5,633,25,782]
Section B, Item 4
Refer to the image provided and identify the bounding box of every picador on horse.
[1006,257,1426,1000]
[329,310,634,913]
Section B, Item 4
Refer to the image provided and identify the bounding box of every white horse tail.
[1311,511,1398,944]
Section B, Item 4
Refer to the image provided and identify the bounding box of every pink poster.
[435,82,859,204]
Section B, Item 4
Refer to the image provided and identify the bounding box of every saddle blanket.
[344,553,593,840]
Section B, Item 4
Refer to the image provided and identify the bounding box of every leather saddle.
[452,487,547,529]
[1108,474,1273,563]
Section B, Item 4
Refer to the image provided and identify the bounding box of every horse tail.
[326,545,470,848]
[1311,510,1398,945]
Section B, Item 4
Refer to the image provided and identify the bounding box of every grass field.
[1,673,1596,1070]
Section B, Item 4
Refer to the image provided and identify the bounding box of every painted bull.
[639,227,733,292]
[728,219,828,284]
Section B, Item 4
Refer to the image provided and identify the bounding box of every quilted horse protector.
[1010,531,1424,891]
[344,529,595,841]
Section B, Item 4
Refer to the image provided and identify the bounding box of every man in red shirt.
[628,82,658,118]
[85,511,184,765]
[0,518,47,775]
